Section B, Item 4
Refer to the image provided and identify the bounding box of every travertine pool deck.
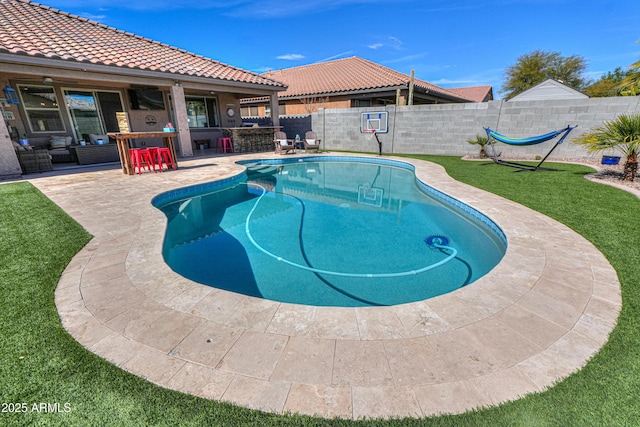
[28,153,620,420]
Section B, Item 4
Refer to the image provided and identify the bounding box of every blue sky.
[39,0,640,98]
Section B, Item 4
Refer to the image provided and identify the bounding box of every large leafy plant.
[574,113,640,180]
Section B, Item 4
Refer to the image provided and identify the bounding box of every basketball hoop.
[362,129,382,155]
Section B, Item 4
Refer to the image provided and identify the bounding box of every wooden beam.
[408,70,415,106]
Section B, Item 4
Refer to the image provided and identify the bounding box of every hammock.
[483,125,575,171]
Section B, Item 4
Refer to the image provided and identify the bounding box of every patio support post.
[269,93,280,127]
[170,84,193,157]
[0,122,23,178]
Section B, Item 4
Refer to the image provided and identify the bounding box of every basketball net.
[362,129,382,155]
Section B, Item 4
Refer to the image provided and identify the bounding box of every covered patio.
[0,0,285,179]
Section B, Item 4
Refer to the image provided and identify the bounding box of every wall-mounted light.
[174,81,183,87]
[3,84,19,104]
[42,77,53,84]
[209,91,216,95]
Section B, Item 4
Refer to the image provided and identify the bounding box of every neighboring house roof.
[0,0,285,89]
[449,85,493,103]
[262,56,470,102]
[509,79,588,101]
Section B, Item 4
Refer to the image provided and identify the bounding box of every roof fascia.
[279,85,469,103]
[0,54,284,95]
[280,85,408,100]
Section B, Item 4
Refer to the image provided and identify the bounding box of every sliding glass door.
[64,90,124,142]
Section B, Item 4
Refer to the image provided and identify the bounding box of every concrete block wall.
[312,97,640,159]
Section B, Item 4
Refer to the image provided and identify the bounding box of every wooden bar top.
[108,131,178,139]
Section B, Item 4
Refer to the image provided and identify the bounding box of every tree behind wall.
[583,67,632,97]
[501,50,588,100]
[618,54,640,96]
[300,96,328,114]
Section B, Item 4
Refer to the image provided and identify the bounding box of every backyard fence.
[311,97,640,160]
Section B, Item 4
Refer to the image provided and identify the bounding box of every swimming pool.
[153,157,506,307]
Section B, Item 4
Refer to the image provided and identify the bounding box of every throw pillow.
[50,138,67,149]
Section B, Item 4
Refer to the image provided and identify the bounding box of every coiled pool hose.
[244,184,457,278]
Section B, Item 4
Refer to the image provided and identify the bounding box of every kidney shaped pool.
[152,156,506,307]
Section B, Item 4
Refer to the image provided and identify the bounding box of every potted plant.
[573,113,640,181]
[467,134,490,158]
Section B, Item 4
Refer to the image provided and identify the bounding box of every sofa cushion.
[13,141,28,151]
[50,136,73,147]
[49,138,67,149]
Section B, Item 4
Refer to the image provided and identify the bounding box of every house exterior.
[0,0,285,178]
[240,57,478,117]
[449,85,494,103]
[508,79,589,101]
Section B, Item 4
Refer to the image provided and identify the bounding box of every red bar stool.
[146,147,161,172]
[129,148,155,174]
[217,137,233,153]
[156,147,176,171]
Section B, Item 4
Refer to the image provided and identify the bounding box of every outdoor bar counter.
[223,126,281,153]
[107,131,179,175]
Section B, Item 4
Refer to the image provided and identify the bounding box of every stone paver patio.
[26,152,621,420]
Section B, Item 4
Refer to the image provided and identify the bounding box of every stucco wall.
[311,97,640,159]
[0,127,23,179]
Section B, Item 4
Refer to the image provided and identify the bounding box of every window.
[18,85,65,132]
[241,105,259,117]
[186,96,220,128]
[353,99,371,107]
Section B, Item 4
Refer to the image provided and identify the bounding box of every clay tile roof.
[0,0,284,88]
[262,56,469,101]
[448,85,494,103]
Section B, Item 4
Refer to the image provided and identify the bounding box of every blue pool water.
[153,157,506,307]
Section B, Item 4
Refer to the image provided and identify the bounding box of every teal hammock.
[483,125,575,170]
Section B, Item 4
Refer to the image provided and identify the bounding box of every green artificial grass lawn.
[1,157,639,426]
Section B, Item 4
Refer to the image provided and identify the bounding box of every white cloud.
[367,36,403,51]
[318,51,354,62]
[277,53,305,60]
[387,36,403,50]
[382,53,427,64]
[79,12,107,21]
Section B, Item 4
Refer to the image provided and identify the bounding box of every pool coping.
[32,153,621,420]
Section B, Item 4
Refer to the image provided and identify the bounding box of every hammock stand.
[484,125,576,171]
